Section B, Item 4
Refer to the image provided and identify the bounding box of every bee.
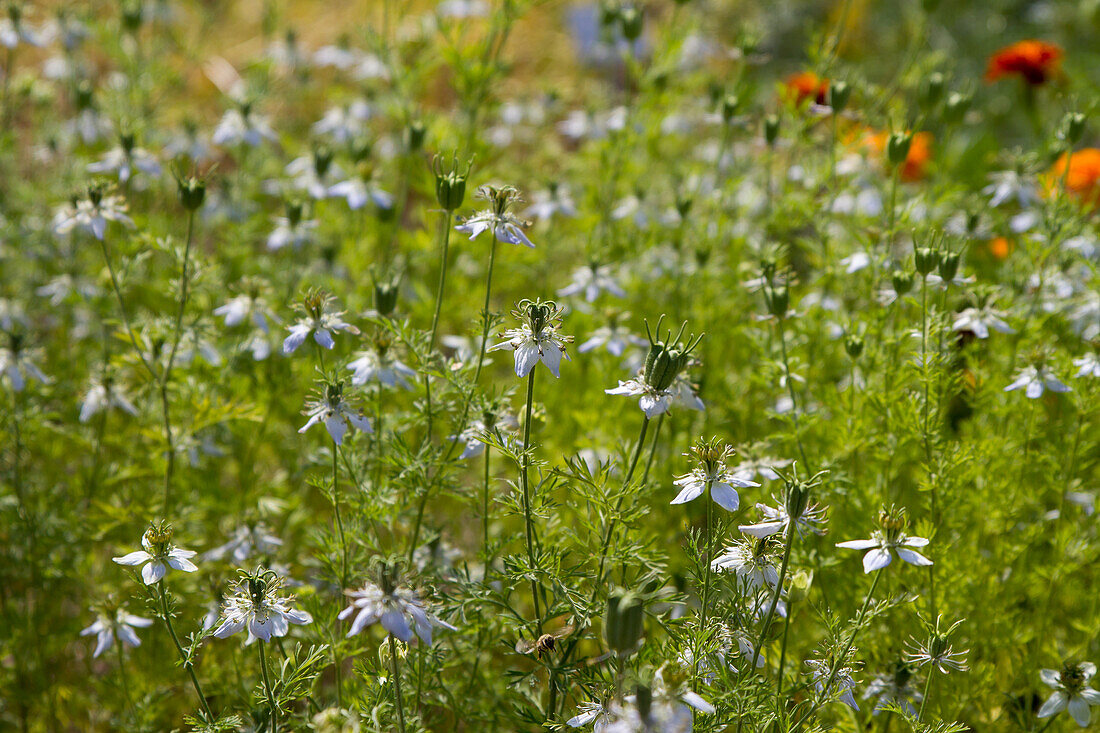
[515,624,574,659]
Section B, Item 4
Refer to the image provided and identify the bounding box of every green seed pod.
[764,282,789,319]
[943,91,971,125]
[121,0,143,33]
[938,251,960,282]
[828,81,851,113]
[433,154,470,212]
[619,7,643,42]
[177,176,206,211]
[721,94,739,123]
[75,80,94,111]
[764,114,780,147]
[914,246,940,277]
[605,590,645,656]
[1062,112,1086,145]
[286,200,304,227]
[845,334,864,360]
[887,132,912,166]
[785,481,808,521]
[374,280,399,318]
[405,119,426,152]
[313,144,334,178]
[923,72,945,110]
[892,269,915,295]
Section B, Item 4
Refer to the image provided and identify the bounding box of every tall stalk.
[258,640,278,733]
[519,368,543,633]
[157,584,214,722]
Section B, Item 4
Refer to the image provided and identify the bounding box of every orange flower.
[783,71,829,107]
[1046,148,1100,209]
[861,130,934,182]
[988,237,1013,260]
[985,40,1062,85]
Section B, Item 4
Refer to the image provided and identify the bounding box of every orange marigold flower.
[1046,148,1100,209]
[989,237,1014,260]
[861,130,934,182]
[985,40,1062,85]
[783,71,829,107]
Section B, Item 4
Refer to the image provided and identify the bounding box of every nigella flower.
[212,103,278,148]
[1074,353,1100,378]
[731,455,792,484]
[983,169,1040,208]
[711,537,779,590]
[212,568,312,643]
[452,403,519,459]
[455,184,535,248]
[739,470,829,539]
[558,263,627,302]
[836,506,932,573]
[671,438,758,511]
[953,303,1014,339]
[1038,662,1100,727]
[0,7,45,49]
[606,318,703,417]
[267,201,319,251]
[610,192,651,230]
[79,376,138,423]
[80,607,153,658]
[588,668,714,732]
[566,701,612,730]
[577,319,647,357]
[863,662,922,716]
[213,288,279,333]
[806,658,859,711]
[281,147,344,200]
[86,133,162,184]
[283,290,360,355]
[347,341,416,389]
[341,578,456,644]
[328,166,394,210]
[53,187,134,241]
[299,380,372,446]
[202,523,283,564]
[112,522,198,585]
[904,616,969,674]
[1005,364,1071,398]
[489,299,573,378]
[0,332,49,392]
[525,183,577,221]
[312,102,370,143]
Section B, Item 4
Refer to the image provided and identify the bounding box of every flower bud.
[764,114,780,147]
[938,251,960,282]
[605,589,645,656]
[75,80,94,111]
[845,334,864,360]
[634,685,653,721]
[922,72,945,109]
[177,175,206,211]
[828,81,851,113]
[312,144,334,178]
[914,246,940,277]
[764,282,789,319]
[619,7,643,42]
[374,279,399,317]
[405,119,425,152]
[887,132,912,167]
[892,269,915,295]
[1062,112,1086,146]
[785,481,808,521]
[285,199,304,227]
[721,94,739,123]
[943,91,971,125]
[433,154,471,212]
[121,0,143,33]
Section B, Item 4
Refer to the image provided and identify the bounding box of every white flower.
[806,658,859,711]
[489,300,572,378]
[299,383,372,446]
[452,411,519,459]
[456,185,535,248]
[347,349,416,389]
[328,177,393,210]
[312,104,369,143]
[340,582,456,644]
[610,194,650,230]
[202,524,283,563]
[0,14,45,49]
[605,377,672,418]
[1004,365,1071,399]
[711,538,779,590]
[983,170,1039,208]
[670,440,758,511]
[1073,353,1100,379]
[836,529,932,573]
[283,293,360,354]
[0,340,49,392]
[267,216,319,251]
[87,143,162,184]
[566,701,612,731]
[212,570,312,643]
[577,324,646,357]
[952,305,1014,339]
[739,499,826,539]
[281,154,345,200]
[525,185,577,221]
[212,107,277,148]
[596,669,713,733]
[731,456,791,484]
[558,264,627,302]
[80,608,153,658]
[79,379,139,422]
[863,667,922,716]
[53,193,133,241]
[112,524,198,585]
[214,293,278,333]
[1038,663,1100,727]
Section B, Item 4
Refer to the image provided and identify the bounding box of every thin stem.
[471,238,498,386]
[331,443,348,586]
[98,237,158,382]
[424,211,453,444]
[258,641,278,733]
[778,317,811,471]
[750,521,794,672]
[917,666,936,721]
[158,584,214,722]
[641,413,664,485]
[520,368,543,634]
[696,485,714,685]
[389,635,406,733]
[776,595,794,706]
[482,445,492,580]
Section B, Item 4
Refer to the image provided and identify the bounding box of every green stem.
[482,445,492,580]
[472,238,498,386]
[389,635,406,733]
[158,584,214,722]
[258,640,278,733]
[520,368,543,634]
[697,484,714,683]
[331,443,348,586]
[778,317,811,471]
[424,211,453,444]
[917,665,936,722]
